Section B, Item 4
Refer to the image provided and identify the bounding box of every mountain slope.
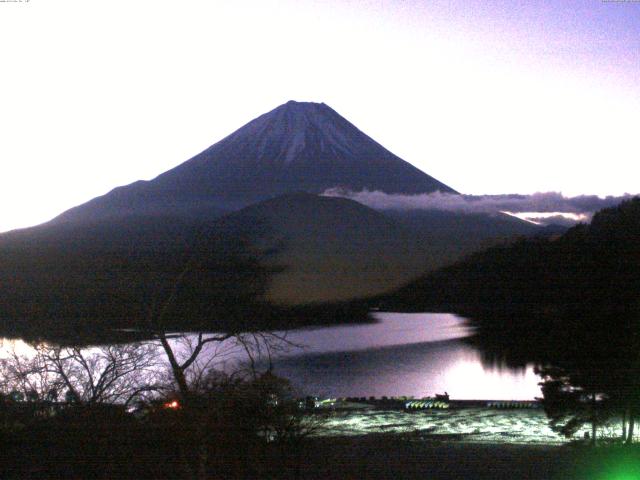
[0,193,429,340]
[54,101,455,224]
[384,209,548,267]
[388,197,640,318]
[215,192,431,304]
[0,101,550,341]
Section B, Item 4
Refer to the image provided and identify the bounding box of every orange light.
[164,400,180,409]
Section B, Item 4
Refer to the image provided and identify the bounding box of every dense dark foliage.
[0,372,321,480]
[390,198,640,440]
[392,198,640,356]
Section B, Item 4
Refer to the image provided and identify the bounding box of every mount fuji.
[55,101,455,223]
[0,101,543,340]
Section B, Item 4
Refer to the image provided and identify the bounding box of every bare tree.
[0,342,162,408]
[144,226,297,405]
[153,328,296,405]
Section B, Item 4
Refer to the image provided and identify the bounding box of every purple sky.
[0,0,638,232]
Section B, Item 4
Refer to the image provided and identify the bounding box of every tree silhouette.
[397,198,640,444]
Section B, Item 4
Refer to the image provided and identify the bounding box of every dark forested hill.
[391,197,640,313]
[388,197,640,367]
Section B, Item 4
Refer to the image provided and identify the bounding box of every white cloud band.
[322,188,636,225]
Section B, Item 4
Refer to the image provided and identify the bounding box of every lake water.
[0,312,542,401]
[268,313,542,400]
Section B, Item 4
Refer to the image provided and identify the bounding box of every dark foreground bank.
[2,419,634,480]
[288,434,606,480]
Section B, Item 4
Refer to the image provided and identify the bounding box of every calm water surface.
[269,313,542,400]
[0,313,542,401]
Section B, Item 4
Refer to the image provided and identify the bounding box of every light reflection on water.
[276,312,472,354]
[0,313,542,400]
[268,313,542,400]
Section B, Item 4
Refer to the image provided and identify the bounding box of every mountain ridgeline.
[54,101,455,224]
[0,101,550,341]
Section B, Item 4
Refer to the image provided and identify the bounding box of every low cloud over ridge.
[322,189,637,225]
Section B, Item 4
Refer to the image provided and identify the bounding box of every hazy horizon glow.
[505,211,590,226]
[1,0,638,232]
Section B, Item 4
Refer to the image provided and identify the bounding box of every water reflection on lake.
[268,313,542,400]
[0,313,542,401]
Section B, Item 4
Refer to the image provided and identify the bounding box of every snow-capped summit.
[55,101,455,223]
[223,101,361,164]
